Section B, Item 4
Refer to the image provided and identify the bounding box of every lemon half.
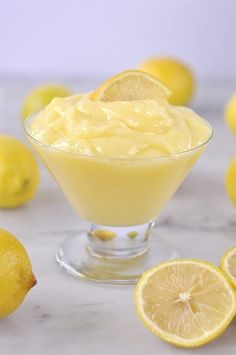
[135,259,236,348]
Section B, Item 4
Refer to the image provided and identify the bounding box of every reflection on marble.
[1,79,236,354]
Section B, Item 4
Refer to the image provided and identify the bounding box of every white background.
[1,0,236,81]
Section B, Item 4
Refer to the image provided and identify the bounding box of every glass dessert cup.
[25,115,212,285]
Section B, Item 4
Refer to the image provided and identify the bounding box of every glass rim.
[24,113,213,162]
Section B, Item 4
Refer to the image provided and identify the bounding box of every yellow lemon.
[135,259,236,348]
[138,58,194,105]
[0,135,39,208]
[225,93,236,134]
[91,69,171,101]
[220,246,236,288]
[21,84,72,120]
[0,228,36,318]
[225,157,236,207]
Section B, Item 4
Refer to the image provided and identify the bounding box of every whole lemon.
[138,57,195,105]
[0,135,39,208]
[21,84,72,120]
[0,228,36,318]
[225,93,236,134]
[225,157,236,207]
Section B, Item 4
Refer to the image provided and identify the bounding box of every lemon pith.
[220,246,236,288]
[135,259,236,348]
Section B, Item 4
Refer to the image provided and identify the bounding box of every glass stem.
[87,221,155,260]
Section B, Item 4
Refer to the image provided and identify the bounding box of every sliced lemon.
[220,246,236,288]
[91,70,171,102]
[135,259,236,348]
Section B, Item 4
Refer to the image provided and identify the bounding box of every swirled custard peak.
[29,93,211,159]
[29,70,211,159]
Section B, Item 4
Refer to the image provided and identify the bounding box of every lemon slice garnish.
[135,259,236,348]
[221,246,236,288]
[91,70,171,102]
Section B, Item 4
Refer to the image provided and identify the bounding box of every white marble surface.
[1,78,236,355]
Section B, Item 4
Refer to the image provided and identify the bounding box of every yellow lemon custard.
[27,72,211,226]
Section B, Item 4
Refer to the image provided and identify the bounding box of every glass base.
[56,226,179,285]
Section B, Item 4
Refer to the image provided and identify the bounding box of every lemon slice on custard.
[91,70,171,102]
[135,259,236,348]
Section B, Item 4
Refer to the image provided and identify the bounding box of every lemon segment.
[135,259,236,348]
[225,157,236,207]
[91,70,171,102]
[220,246,236,288]
[139,58,194,105]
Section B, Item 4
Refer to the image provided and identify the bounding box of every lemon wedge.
[135,259,236,348]
[220,246,236,288]
[91,70,171,102]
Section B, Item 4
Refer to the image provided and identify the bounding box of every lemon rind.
[220,246,236,288]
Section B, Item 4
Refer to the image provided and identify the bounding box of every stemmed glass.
[25,115,212,284]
